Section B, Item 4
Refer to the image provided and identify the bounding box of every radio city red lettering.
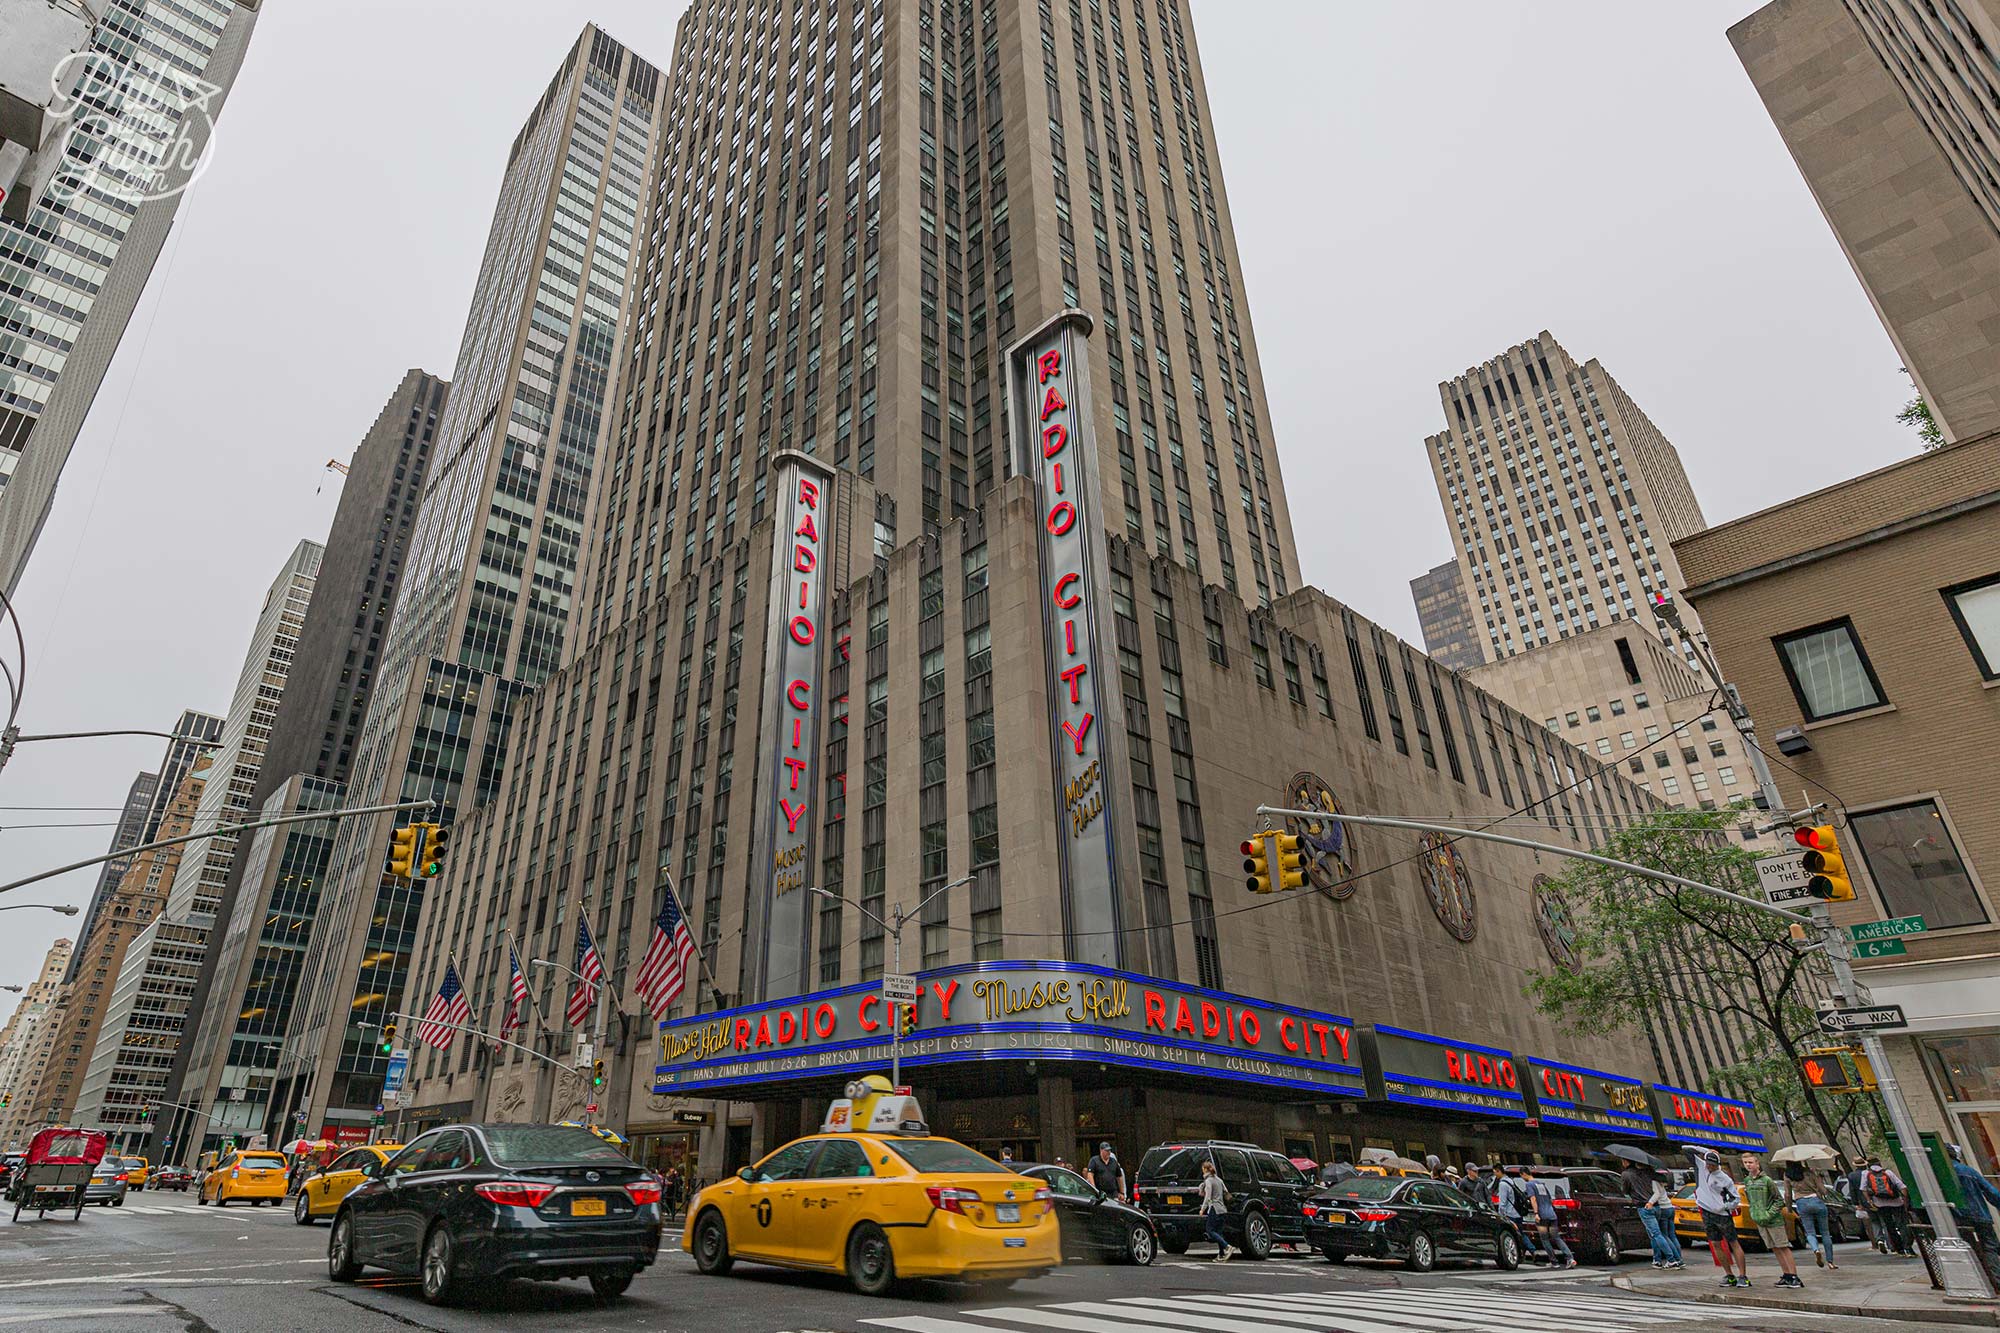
[1137,989,1351,1062]
[1671,1094,1749,1129]
[1037,348,1094,758]
[1540,1066,1587,1102]
[778,476,822,841]
[725,979,965,1053]
[1443,1049,1519,1091]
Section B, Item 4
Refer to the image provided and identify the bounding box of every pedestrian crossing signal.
[1799,1051,1856,1092]
[387,824,421,878]
[1795,825,1854,901]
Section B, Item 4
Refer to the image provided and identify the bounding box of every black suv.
[1133,1140,1312,1259]
[1497,1165,1648,1264]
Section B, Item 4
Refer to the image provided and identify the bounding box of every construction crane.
[316,458,349,494]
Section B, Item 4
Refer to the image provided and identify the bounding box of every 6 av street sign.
[1819,1004,1908,1034]
[1850,915,1926,942]
[1854,938,1908,959]
[1755,853,1815,905]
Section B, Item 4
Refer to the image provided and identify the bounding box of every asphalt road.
[0,1195,1935,1332]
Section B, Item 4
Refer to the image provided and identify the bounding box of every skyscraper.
[162,370,445,1152]
[278,27,665,1141]
[75,541,319,1143]
[1731,0,2000,443]
[0,1,261,594]
[0,936,70,1148]
[1409,560,1480,671]
[390,1,1754,1172]
[63,769,156,982]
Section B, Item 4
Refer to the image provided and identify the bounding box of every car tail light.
[626,1181,662,1205]
[925,1185,980,1215]
[1553,1198,1580,1210]
[1034,1186,1053,1215]
[1353,1209,1396,1223]
[1302,1203,1319,1219]
[475,1181,558,1208]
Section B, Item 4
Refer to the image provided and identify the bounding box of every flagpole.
[659,870,724,1012]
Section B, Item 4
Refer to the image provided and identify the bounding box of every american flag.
[565,916,605,1028]
[499,945,528,1042]
[418,963,471,1050]
[635,895,697,1015]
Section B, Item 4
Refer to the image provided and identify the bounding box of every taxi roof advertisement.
[654,960,1366,1098]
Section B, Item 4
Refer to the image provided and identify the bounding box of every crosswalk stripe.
[990,1308,1262,1333]
[1107,1294,1509,1332]
[1240,1291,1640,1333]
[1163,1292,1510,1330]
[1392,1288,1715,1324]
[860,1319,1022,1333]
[1108,1296,1412,1330]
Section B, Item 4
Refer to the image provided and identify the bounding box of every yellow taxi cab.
[125,1157,150,1190]
[683,1075,1060,1295]
[292,1143,400,1225]
[1671,1182,1800,1249]
[199,1149,290,1207]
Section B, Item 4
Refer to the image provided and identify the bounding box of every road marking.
[863,1287,1738,1333]
[0,1307,172,1325]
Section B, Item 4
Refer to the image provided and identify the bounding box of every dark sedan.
[1304,1175,1522,1272]
[1015,1163,1158,1264]
[328,1123,662,1305]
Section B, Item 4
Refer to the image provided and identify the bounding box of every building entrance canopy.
[653,960,1763,1150]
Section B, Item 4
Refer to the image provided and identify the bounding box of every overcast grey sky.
[0,1,1917,1010]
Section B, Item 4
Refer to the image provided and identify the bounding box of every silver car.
[85,1157,129,1206]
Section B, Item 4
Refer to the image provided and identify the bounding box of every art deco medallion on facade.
[1532,873,1578,969]
[1417,832,1476,942]
[1285,771,1355,899]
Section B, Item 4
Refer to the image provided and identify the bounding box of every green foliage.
[1523,807,1861,1149]
[1897,396,1945,450]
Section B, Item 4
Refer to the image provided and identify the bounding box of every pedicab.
[9,1126,108,1221]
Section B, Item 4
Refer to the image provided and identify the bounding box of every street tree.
[1523,807,1868,1152]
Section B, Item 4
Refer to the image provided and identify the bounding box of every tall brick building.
[387,1,1768,1182]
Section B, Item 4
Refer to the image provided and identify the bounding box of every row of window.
[1776,572,2000,721]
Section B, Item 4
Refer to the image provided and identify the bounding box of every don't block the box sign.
[1009,310,1124,969]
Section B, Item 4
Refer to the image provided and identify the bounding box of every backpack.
[1865,1168,1905,1206]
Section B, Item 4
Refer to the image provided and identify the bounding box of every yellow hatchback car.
[292,1144,401,1225]
[200,1150,290,1207]
[684,1080,1059,1295]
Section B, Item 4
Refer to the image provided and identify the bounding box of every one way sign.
[1818,1004,1908,1034]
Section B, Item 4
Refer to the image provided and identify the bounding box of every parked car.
[84,1158,128,1207]
[1015,1162,1158,1264]
[1133,1140,1312,1259]
[1497,1165,1648,1264]
[1305,1174,1522,1271]
[329,1123,662,1305]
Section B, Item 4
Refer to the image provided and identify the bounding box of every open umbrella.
[1771,1143,1838,1165]
[1600,1143,1664,1170]
[1289,1156,1318,1175]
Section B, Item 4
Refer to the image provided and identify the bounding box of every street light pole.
[811,875,970,1087]
[0,902,77,914]
[1641,594,1992,1302]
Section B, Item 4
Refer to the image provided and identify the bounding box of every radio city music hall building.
[387,0,1765,1178]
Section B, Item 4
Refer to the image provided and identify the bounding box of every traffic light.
[1,1091,10,1108]
[380,1022,397,1055]
[1799,1050,1857,1093]
[1242,832,1274,894]
[591,1059,605,1089]
[1272,831,1306,891]
[1795,825,1854,901]
[387,823,421,878]
[419,824,451,879]
[899,1002,918,1036]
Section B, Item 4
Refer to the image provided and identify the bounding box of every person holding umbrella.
[1773,1144,1840,1272]
[1607,1144,1682,1270]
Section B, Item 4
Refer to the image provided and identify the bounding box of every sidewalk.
[1612,1246,2000,1327]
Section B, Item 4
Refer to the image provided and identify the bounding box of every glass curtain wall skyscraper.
[278,27,665,1140]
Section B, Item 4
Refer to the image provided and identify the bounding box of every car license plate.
[1167,1195,1183,1205]
[1323,1211,1347,1223]
[1004,1236,1026,1247]
[571,1198,607,1217]
[997,1203,1020,1222]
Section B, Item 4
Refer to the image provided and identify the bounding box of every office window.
[1620,731,1635,749]
[1585,706,1601,723]
[1699,717,1718,732]
[1719,766,1737,786]
[1943,573,2000,680]
[1608,699,1625,716]
[1774,618,1885,721]
[1849,800,1987,930]
[1594,737,1611,756]
[1632,692,1648,708]
[1709,740,1727,758]
[1565,711,1579,727]
[1643,725,1660,743]
[1690,771,1709,791]
[1660,776,1680,796]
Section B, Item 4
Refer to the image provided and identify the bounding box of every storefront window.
[1925,1034,2000,1103]
[1849,800,1990,930]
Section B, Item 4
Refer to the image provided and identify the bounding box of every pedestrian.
[1085,1141,1126,1202]
[1645,1169,1685,1269]
[1198,1158,1232,1262]
[665,1164,683,1215]
[1741,1154,1802,1288]
[1688,1146,1749,1288]
[1845,1161,1882,1252]
[1789,1161,1837,1272]
[1947,1144,2000,1281]
[1622,1159,1673,1268]
[1425,1153,1444,1180]
[1496,1165,1544,1263]
[999,1146,1015,1166]
[1860,1155,1914,1256]
[1525,1171,1578,1268]
[1458,1162,1486,1202]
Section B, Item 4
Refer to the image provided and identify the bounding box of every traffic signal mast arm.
[1252,805,1814,926]
[0,796,436,898]
[374,1010,576,1073]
